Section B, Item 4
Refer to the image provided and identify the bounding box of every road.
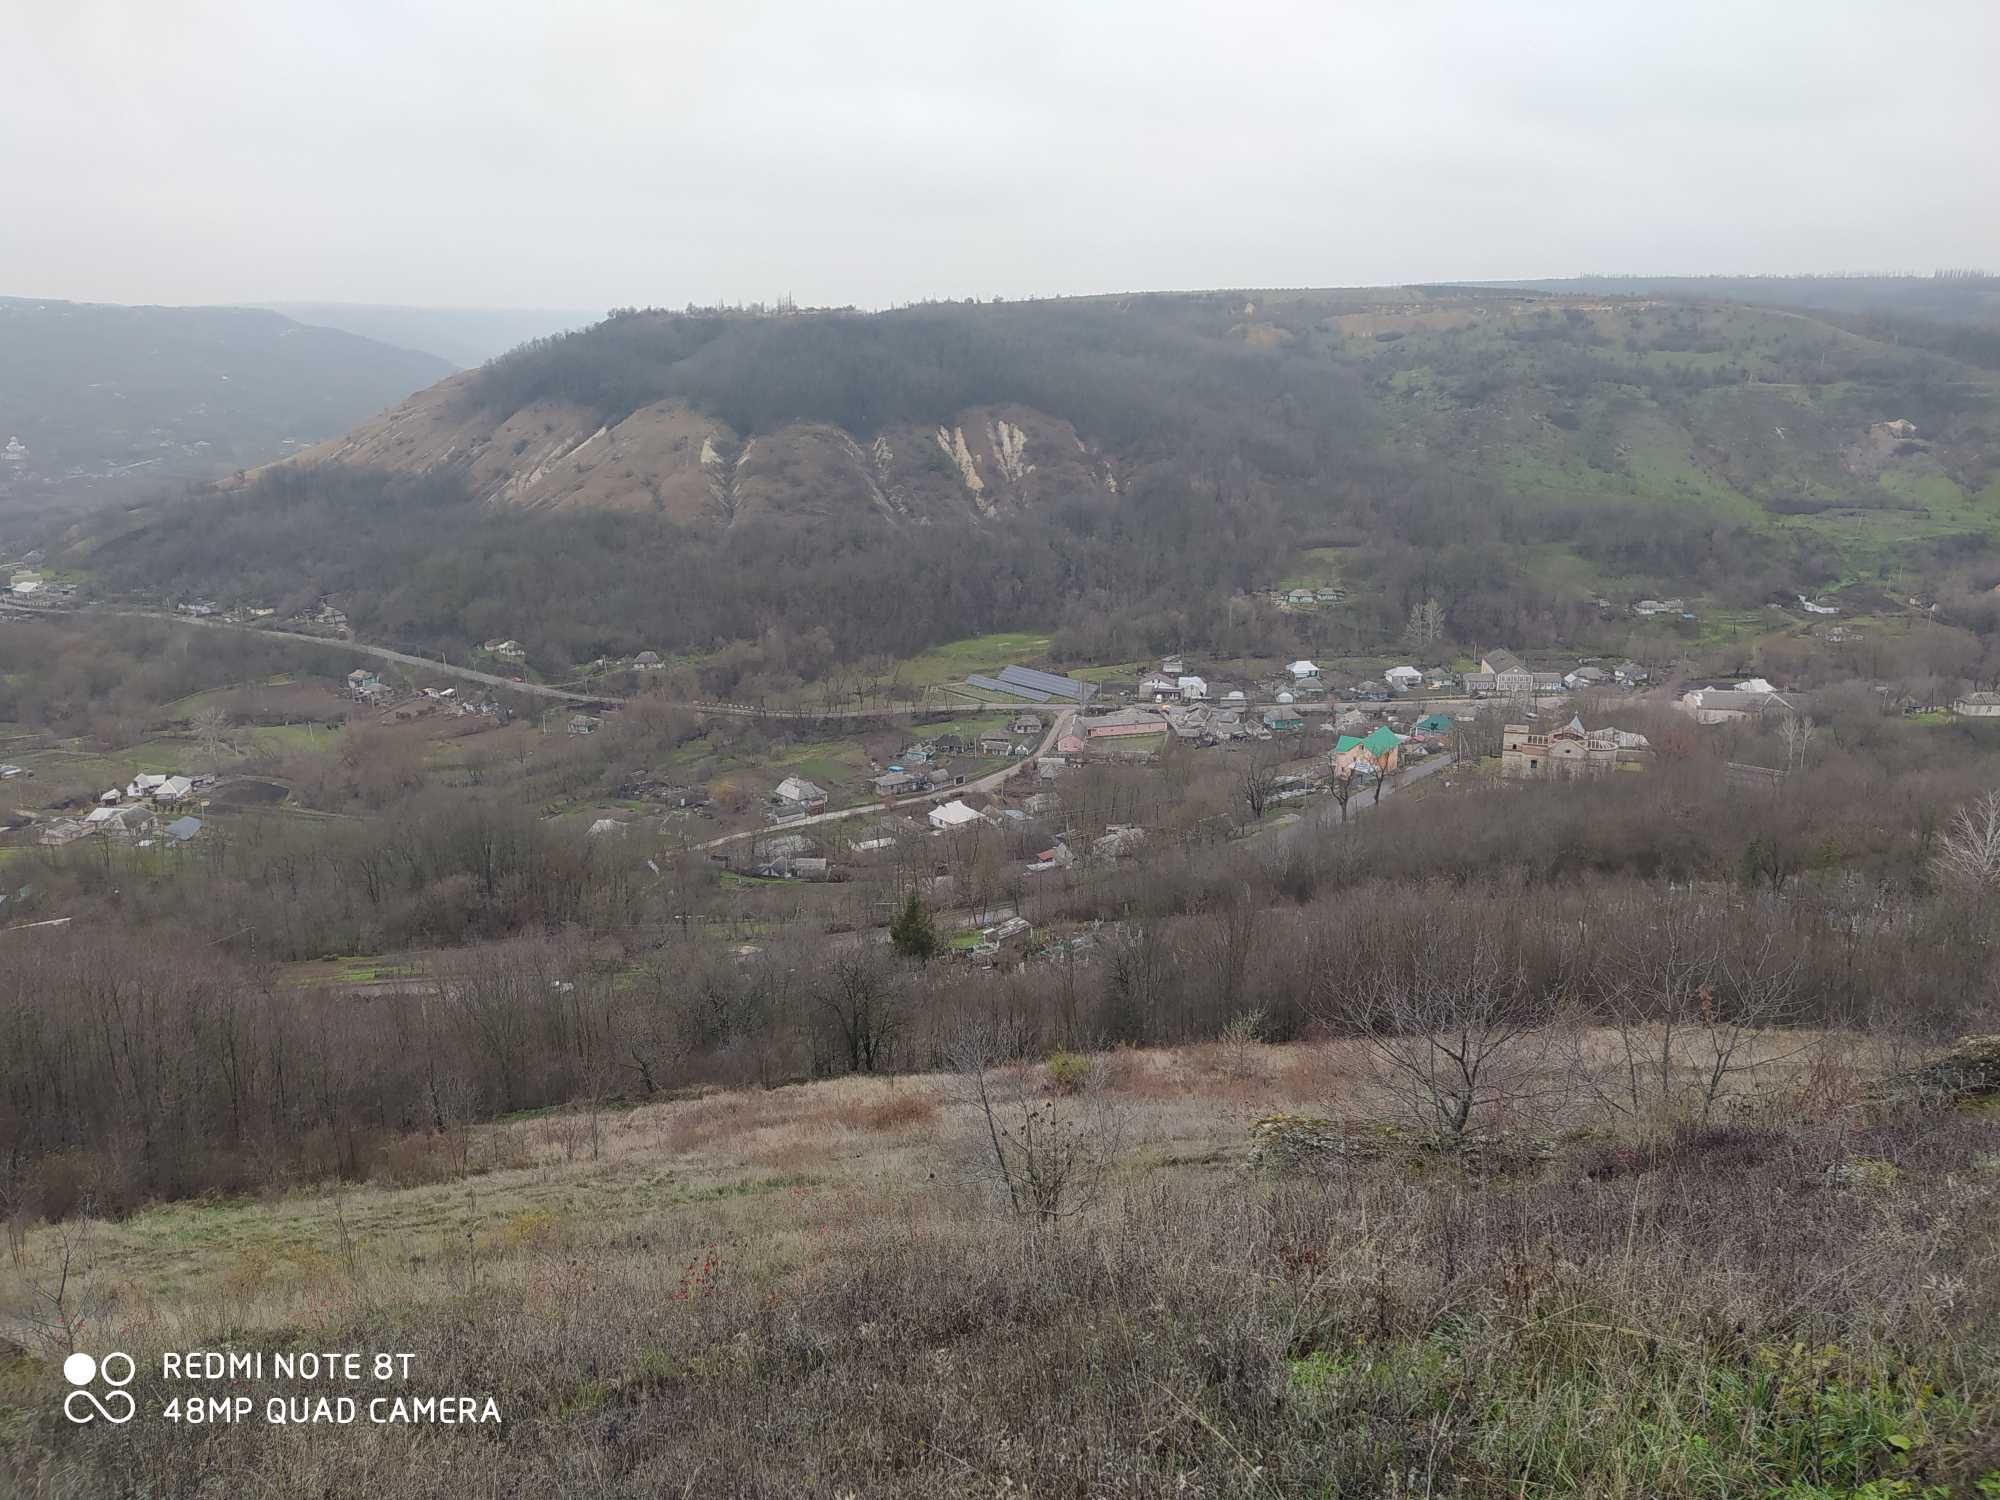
[694,709,1075,851]
[57,604,1575,723]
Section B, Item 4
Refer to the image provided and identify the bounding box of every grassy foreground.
[3,1038,1998,1497]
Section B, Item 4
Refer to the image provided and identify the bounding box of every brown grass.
[2,1031,1995,1497]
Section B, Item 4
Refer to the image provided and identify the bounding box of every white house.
[1385,665,1423,692]
[928,799,987,831]
[1287,660,1320,681]
[1955,692,2000,718]
[1176,675,1208,701]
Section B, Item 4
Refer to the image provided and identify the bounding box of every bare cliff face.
[288,373,1120,526]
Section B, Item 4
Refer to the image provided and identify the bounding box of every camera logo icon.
[63,1352,136,1424]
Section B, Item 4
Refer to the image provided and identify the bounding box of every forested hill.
[0,297,452,515]
[69,283,2000,679]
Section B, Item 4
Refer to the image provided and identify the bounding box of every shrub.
[1044,1050,1091,1095]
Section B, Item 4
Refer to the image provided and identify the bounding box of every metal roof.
[996,664,1097,703]
[965,673,1050,702]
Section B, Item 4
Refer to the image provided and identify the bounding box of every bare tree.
[191,703,234,763]
[1326,766,1357,825]
[1778,709,1817,774]
[1931,789,2000,892]
[814,949,905,1073]
[947,1028,1125,1227]
[1323,929,1557,1143]
[1559,896,1807,1131]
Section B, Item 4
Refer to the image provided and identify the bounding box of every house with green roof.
[1332,725,1404,775]
[1413,713,1455,738]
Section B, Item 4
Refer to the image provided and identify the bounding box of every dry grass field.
[3,1032,1998,1497]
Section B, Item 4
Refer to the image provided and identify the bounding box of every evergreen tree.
[889,889,939,960]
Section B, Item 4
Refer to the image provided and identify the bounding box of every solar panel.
[965,674,1050,702]
[996,665,1097,702]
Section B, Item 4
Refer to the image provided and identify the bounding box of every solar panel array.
[965,673,1050,702]
[996,665,1097,703]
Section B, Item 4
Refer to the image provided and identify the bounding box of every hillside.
[296,286,2000,534]
[70,283,2000,672]
[0,297,452,516]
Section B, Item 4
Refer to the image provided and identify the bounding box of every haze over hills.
[0,296,452,516]
[255,302,602,369]
[71,279,2000,675]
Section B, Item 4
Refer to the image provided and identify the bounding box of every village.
[0,576,1990,982]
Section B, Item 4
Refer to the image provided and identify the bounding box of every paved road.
[694,709,1075,851]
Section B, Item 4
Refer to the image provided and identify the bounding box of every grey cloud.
[2,0,1993,309]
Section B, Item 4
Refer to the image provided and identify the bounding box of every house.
[1477,651,1536,697]
[873,770,920,797]
[1315,587,1342,603]
[1503,718,1650,778]
[567,714,600,736]
[1462,672,1497,697]
[1164,704,1212,742]
[1564,666,1609,691]
[1160,655,1186,677]
[1025,842,1075,874]
[1176,675,1208,702]
[1055,733,1087,758]
[977,733,1017,755]
[771,776,829,815]
[1287,660,1320,681]
[587,818,627,837]
[84,804,153,839]
[1082,707,1166,739]
[1332,725,1404,775]
[1677,687,1791,725]
[1632,598,1684,617]
[1532,673,1565,695]
[127,773,170,800]
[1138,673,1180,699]
[1413,713,1455,738]
[39,818,90,846]
[1285,589,1316,607]
[1008,713,1042,736]
[1263,708,1304,733]
[98,788,121,805]
[929,799,987,831]
[1036,757,1065,781]
[1612,662,1650,686]
[1289,676,1327,698]
[481,638,527,662]
[1954,692,2000,718]
[1093,824,1146,859]
[1385,665,1423,692]
[152,776,194,805]
[634,650,663,669]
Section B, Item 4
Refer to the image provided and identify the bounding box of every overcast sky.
[5,0,1995,311]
